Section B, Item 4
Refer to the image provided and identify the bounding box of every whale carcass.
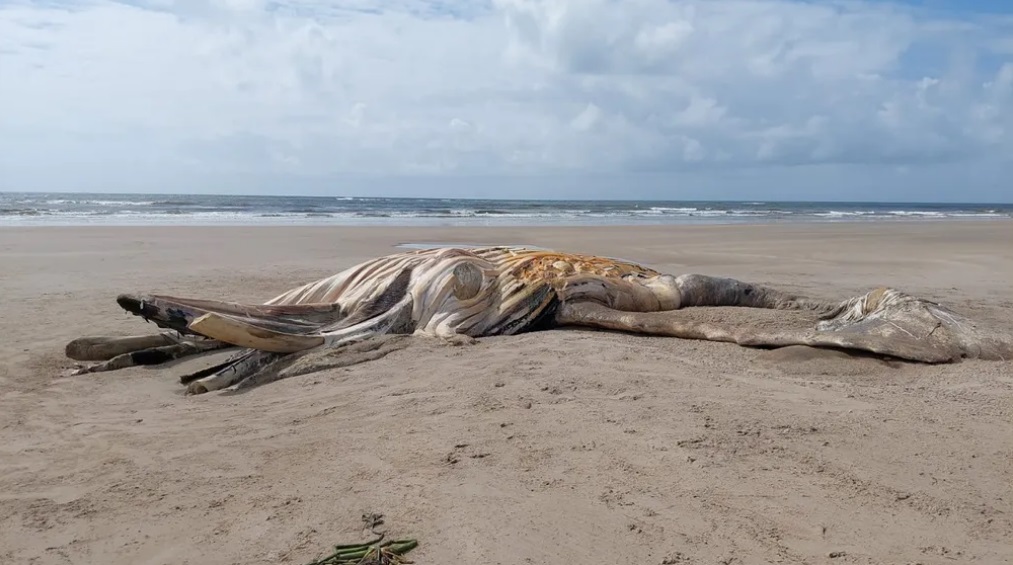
[65,246,1013,394]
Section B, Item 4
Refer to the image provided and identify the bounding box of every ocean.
[1,192,1010,227]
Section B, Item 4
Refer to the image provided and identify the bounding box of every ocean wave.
[0,207,42,216]
[888,210,946,217]
[814,210,877,217]
[5,208,1009,221]
[648,207,699,213]
[2,193,1011,225]
[151,200,200,206]
[44,199,158,206]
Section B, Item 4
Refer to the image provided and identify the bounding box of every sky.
[0,0,1011,202]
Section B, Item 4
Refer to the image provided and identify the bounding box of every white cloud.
[0,0,1011,200]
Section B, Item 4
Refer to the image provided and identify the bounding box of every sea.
[1,192,1010,227]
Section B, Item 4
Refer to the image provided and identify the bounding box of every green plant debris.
[305,535,419,565]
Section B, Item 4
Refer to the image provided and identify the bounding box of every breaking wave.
[1,192,1010,226]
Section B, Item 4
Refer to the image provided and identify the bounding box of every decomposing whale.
[64,246,1013,394]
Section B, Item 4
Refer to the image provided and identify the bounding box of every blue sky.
[891,0,1013,14]
[0,0,1011,202]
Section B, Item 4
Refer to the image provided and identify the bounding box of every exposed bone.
[65,339,231,376]
[65,334,177,361]
[185,349,282,395]
[221,335,413,394]
[189,312,325,353]
[115,294,348,336]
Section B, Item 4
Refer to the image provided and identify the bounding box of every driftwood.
[65,246,1013,394]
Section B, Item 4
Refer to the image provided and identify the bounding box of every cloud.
[0,0,1011,200]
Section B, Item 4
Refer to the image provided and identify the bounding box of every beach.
[1,221,1012,565]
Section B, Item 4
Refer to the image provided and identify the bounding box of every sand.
[1,222,1011,565]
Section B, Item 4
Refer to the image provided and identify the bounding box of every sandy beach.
[1,221,1011,565]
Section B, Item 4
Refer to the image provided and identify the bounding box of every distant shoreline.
[1,216,1011,228]
[1,192,1010,227]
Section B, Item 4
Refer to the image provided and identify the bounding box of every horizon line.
[2,190,1011,206]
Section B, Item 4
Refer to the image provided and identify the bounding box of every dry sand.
[1,222,1011,565]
